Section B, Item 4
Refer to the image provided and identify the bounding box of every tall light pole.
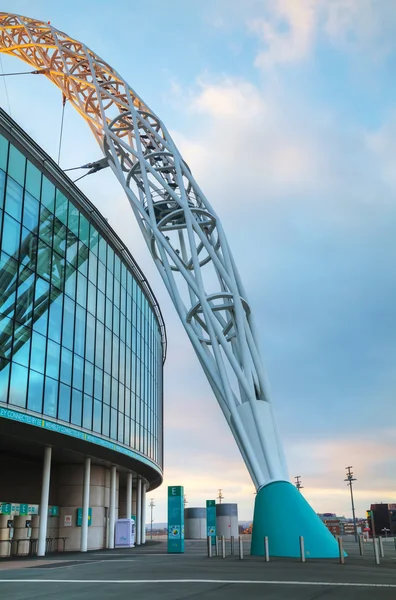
[294,476,304,493]
[217,489,224,504]
[149,498,155,540]
[344,466,358,542]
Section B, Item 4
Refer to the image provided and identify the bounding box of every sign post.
[167,486,184,553]
[206,500,216,545]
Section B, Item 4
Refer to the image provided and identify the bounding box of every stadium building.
[0,108,166,556]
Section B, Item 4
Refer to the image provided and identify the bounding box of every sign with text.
[206,500,216,545]
[76,507,92,527]
[167,486,184,553]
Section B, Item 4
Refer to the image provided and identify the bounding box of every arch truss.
[0,12,289,489]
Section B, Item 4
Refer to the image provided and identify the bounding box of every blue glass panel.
[74,304,86,357]
[46,339,60,379]
[73,354,84,391]
[85,313,95,363]
[62,296,75,350]
[97,290,105,323]
[112,335,119,377]
[27,369,44,413]
[87,281,96,315]
[118,412,124,443]
[114,255,121,281]
[106,270,113,301]
[76,273,87,308]
[71,388,82,426]
[105,298,113,330]
[0,170,6,209]
[118,383,125,413]
[30,331,46,373]
[12,325,30,367]
[84,361,94,396]
[79,214,89,245]
[23,191,40,231]
[0,135,8,171]
[2,213,21,256]
[95,321,104,368]
[9,362,28,407]
[65,269,76,300]
[60,347,73,385]
[58,383,71,421]
[89,225,99,254]
[25,161,41,199]
[93,399,102,433]
[113,309,119,338]
[43,376,58,417]
[103,372,111,405]
[97,260,105,290]
[98,237,106,265]
[83,394,92,429]
[41,176,55,212]
[88,252,97,284]
[110,407,117,439]
[68,204,79,237]
[48,295,63,343]
[55,190,68,226]
[102,403,110,437]
[104,326,112,374]
[8,145,26,186]
[124,418,130,448]
[111,377,118,409]
[94,367,103,400]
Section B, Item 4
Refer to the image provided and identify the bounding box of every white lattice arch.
[0,12,289,490]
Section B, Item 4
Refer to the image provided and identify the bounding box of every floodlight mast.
[0,13,341,558]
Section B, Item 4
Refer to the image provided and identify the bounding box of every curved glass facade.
[0,124,164,468]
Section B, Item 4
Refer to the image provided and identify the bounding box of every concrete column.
[80,457,91,552]
[136,477,142,545]
[38,446,52,557]
[126,472,133,520]
[141,482,147,544]
[108,466,116,549]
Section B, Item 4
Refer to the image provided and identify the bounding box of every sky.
[0,0,395,523]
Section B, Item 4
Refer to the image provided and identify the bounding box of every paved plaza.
[0,539,396,599]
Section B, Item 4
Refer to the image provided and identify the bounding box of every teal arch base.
[251,481,345,558]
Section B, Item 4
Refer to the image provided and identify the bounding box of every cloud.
[247,0,396,68]
[249,0,317,68]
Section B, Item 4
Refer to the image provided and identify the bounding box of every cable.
[0,69,48,76]
[0,54,11,117]
[57,94,67,165]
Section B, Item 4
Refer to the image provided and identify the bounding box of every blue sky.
[1,1,395,522]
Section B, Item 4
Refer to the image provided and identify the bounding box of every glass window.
[60,347,73,385]
[48,294,63,343]
[25,161,41,199]
[95,321,104,368]
[76,272,87,308]
[124,418,130,448]
[27,369,43,413]
[87,281,96,315]
[0,170,5,209]
[0,135,8,171]
[46,339,60,380]
[73,354,84,391]
[85,313,95,363]
[8,145,26,186]
[62,296,75,350]
[68,203,79,237]
[111,377,118,409]
[118,411,124,443]
[64,269,76,300]
[110,407,117,439]
[74,304,86,357]
[9,362,28,407]
[88,252,97,285]
[97,260,106,292]
[30,331,46,373]
[98,236,106,265]
[58,383,71,421]
[41,176,55,212]
[23,192,40,231]
[79,214,89,245]
[12,324,31,367]
[104,327,112,374]
[83,394,92,429]
[94,367,103,400]
[89,225,99,254]
[102,403,110,437]
[84,361,94,396]
[43,376,58,417]
[93,399,102,433]
[103,372,111,405]
[97,290,105,323]
[71,388,82,426]
[2,213,21,256]
[5,177,23,222]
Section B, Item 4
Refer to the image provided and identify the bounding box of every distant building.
[317,513,365,537]
[367,503,396,537]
